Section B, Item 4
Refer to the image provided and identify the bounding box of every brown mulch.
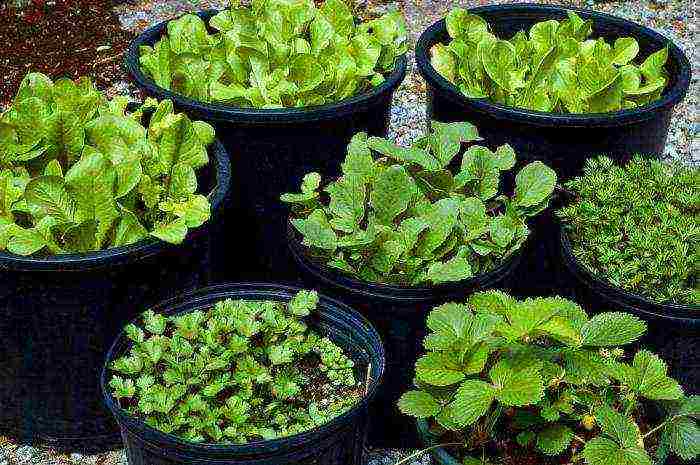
[0,0,134,106]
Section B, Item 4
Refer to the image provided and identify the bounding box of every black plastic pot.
[288,227,523,448]
[416,419,460,465]
[0,140,230,451]
[126,10,407,281]
[558,228,699,393]
[101,283,384,465]
[415,3,691,181]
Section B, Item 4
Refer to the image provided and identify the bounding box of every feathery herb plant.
[557,156,699,306]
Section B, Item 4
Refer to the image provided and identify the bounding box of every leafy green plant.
[431,8,670,113]
[557,156,699,306]
[281,121,556,285]
[139,0,407,108]
[0,73,214,256]
[398,291,699,465]
[109,290,362,443]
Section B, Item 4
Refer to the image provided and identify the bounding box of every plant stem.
[643,418,673,440]
[392,443,464,465]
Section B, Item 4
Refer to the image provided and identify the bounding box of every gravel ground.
[0,1,696,464]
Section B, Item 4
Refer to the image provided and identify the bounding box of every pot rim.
[101,282,386,453]
[126,9,408,124]
[287,220,524,302]
[559,227,699,322]
[415,3,692,128]
[0,138,231,272]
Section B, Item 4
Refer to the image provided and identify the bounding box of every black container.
[416,419,461,465]
[0,141,230,451]
[288,228,523,448]
[126,10,407,281]
[558,229,699,393]
[415,3,691,181]
[101,283,384,465]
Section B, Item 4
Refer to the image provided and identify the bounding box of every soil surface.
[0,0,134,105]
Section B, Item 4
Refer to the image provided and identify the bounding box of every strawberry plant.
[431,9,670,113]
[557,156,699,306]
[0,73,214,256]
[139,0,407,108]
[398,291,699,464]
[109,290,363,443]
[282,121,556,285]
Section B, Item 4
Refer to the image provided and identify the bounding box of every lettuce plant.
[282,121,556,285]
[109,290,362,443]
[398,291,699,464]
[0,73,214,256]
[431,9,670,113]
[557,156,699,306]
[139,0,407,108]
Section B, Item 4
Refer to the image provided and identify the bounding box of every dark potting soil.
[0,0,134,106]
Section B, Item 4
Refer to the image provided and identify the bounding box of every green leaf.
[640,46,668,81]
[415,198,460,257]
[457,145,500,200]
[621,350,684,401]
[595,406,640,448]
[415,352,465,386]
[288,289,318,316]
[370,165,416,224]
[513,161,557,208]
[460,197,489,241]
[611,38,639,65]
[6,227,46,256]
[448,379,496,427]
[423,302,472,350]
[489,214,516,248]
[423,246,473,284]
[151,218,188,244]
[397,391,441,418]
[583,437,652,465]
[342,133,375,182]
[445,8,489,42]
[537,424,574,456]
[168,163,196,198]
[171,195,211,228]
[430,44,457,83]
[678,396,700,418]
[580,312,646,347]
[326,175,365,233]
[489,360,544,406]
[368,137,440,170]
[429,121,480,167]
[291,208,338,251]
[112,210,148,247]
[320,0,354,38]
[483,40,518,91]
[493,144,516,170]
[289,54,324,92]
[24,176,79,224]
[468,290,518,316]
[42,111,85,166]
[665,417,700,461]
